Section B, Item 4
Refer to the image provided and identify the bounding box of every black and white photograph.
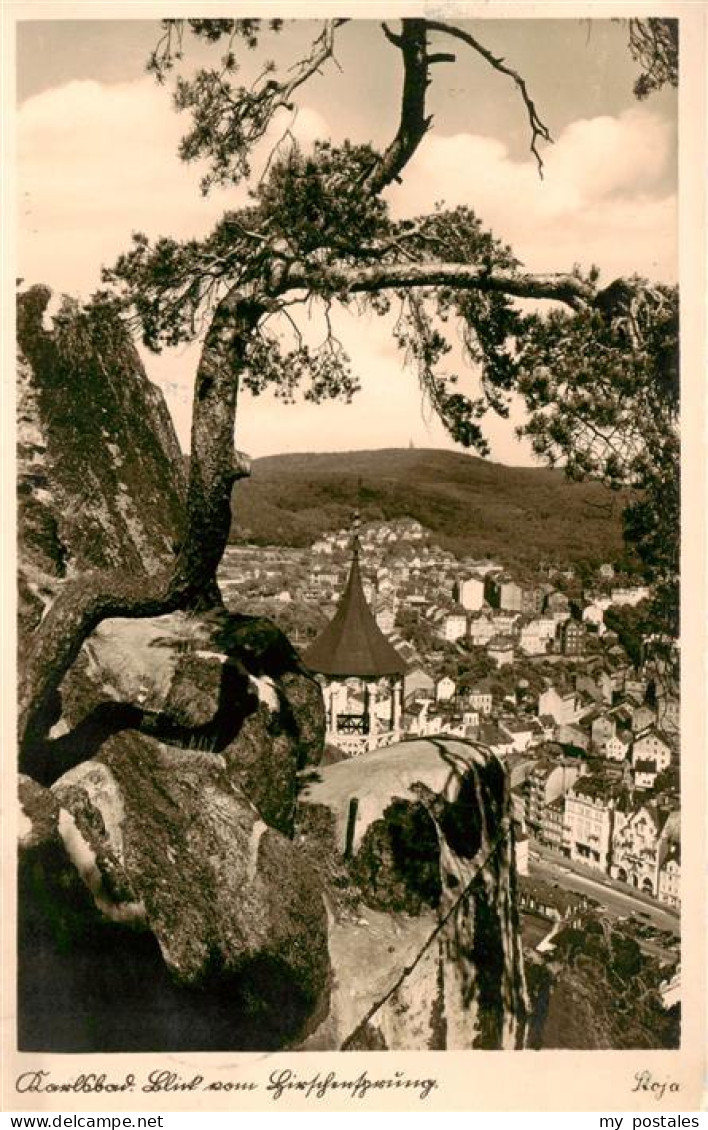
[6,2,705,1110]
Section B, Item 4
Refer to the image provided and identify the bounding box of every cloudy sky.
[16,17,678,463]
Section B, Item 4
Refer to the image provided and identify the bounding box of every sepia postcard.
[2,0,706,1113]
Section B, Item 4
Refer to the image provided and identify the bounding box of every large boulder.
[41,608,324,835]
[18,736,330,1053]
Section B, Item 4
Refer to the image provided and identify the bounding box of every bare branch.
[381,21,404,48]
[428,52,457,65]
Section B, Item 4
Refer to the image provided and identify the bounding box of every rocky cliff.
[16,288,527,1052]
[297,738,528,1050]
[17,286,186,641]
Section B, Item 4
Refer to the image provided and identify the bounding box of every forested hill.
[229,448,628,570]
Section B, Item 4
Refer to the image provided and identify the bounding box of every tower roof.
[302,537,407,680]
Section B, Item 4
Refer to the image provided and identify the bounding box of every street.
[528,854,680,938]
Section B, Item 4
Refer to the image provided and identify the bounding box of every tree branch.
[282,260,594,310]
[425,20,552,174]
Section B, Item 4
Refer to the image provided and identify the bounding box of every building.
[658,842,681,909]
[488,636,515,667]
[464,685,494,716]
[375,597,397,635]
[591,709,618,753]
[514,823,530,877]
[656,692,680,737]
[560,618,585,656]
[605,730,632,762]
[540,796,566,852]
[631,703,658,733]
[455,575,485,611]
[517,876,590,928]
[545,590,570,616]
[557,722,590,751]
[526,757,585,838]
[435,675,456,703]
[577,667,614,706]
[610,585,651,607]
[404,664,435,704]
[469,614,495,647]
[564,776,628,873]
[302,518,407,757]
[441,611,468,642]
[539,685,583,726]
[520,586,546,615]
[582,603,606,634]
[498,717,537,753]
[537,714,557,741]
[483,573,522,611]
[519,619,551,656]
[632,728,673,774]
[625,673,649,703]
[498,579,523,612]
[474,722,514,758]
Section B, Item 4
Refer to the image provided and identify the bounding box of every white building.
[582,603,606,634]
[441,612,467,642]
[610,585,651,607]
[605,731,632,762]
[456,576,485,611]
[632,728,673,774]
[436,675,456,703]
[499,717,537,753]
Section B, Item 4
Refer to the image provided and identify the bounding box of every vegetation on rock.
[18,17,679,772]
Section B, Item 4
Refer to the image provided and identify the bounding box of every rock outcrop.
[16,286,526,1054]
[298,738,528,1050]
[19,756,330,1052]
[17,287,329,1051]
[40,609,324,835]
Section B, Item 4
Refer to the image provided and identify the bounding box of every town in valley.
[219,512,680,1040]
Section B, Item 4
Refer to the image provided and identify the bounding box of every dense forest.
[230,448,630,570]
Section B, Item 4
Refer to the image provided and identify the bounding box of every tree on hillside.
[19,17,679,766]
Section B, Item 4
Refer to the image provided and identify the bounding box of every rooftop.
[302,535,407,679]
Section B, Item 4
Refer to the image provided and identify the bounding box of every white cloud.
[18,78,328,297]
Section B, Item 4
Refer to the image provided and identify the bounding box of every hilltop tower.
[302,514,406,756]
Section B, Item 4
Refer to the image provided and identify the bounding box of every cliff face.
[17,286,186,639]
[16,289,527,1052]
[298,739,528,1050]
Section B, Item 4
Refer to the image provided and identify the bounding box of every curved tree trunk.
[18,295,263,764]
